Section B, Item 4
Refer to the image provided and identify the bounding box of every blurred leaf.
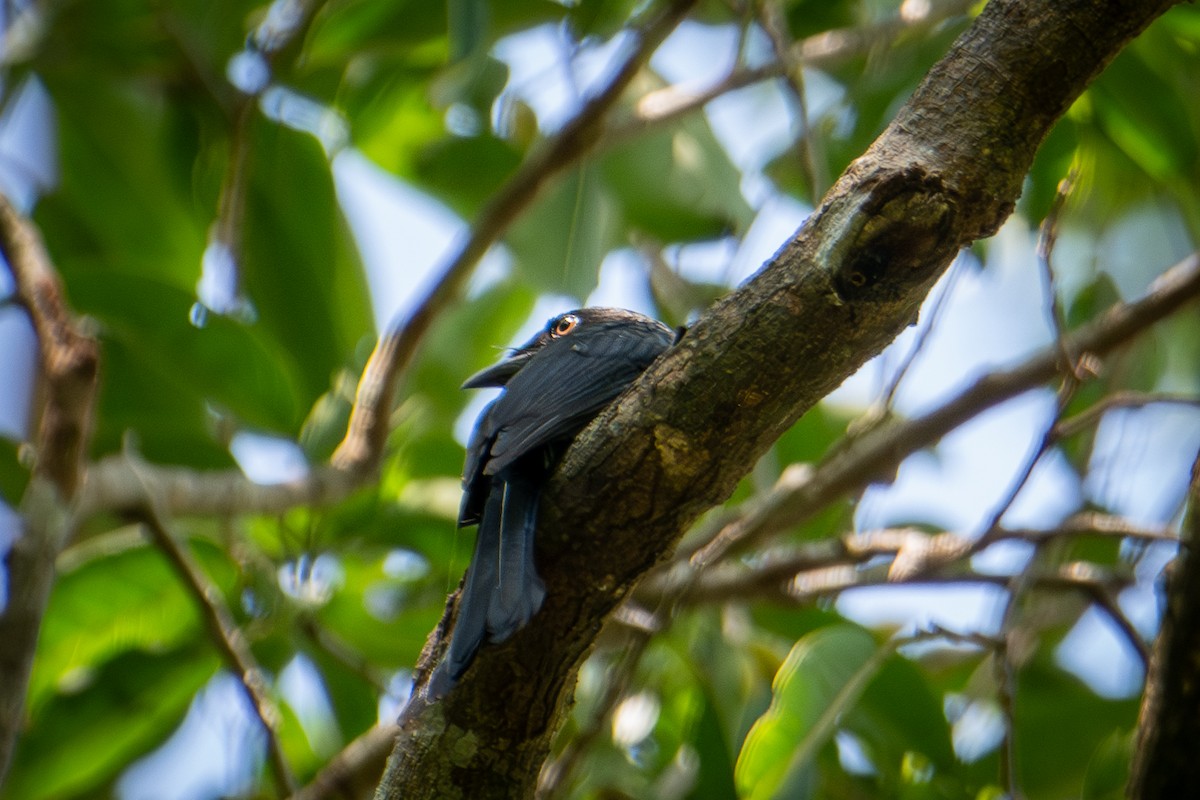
[689,689,741,800]
[1089,47,1200,225]
[35,78,205,290]
[91,337,234,467]
[76,273,305,433]
[1014,654,1139,798]
[736,624,881,800]
[448,0,490,62]
[600,113,754,242]
[0,437,30,507]
[1066,273,1122,329]
[413,133,522,216]
[852,655,958,777]
[507,164,621,299]
[315,550,444,666]
[1082,730,1134,800]
[5,647,218,800]
[784,0,859,39]
[242,122,373,406]
[27,535,235,717]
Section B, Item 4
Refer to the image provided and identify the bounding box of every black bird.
[426,307,676,698]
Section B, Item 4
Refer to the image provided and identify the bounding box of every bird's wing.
[484,329,667,475]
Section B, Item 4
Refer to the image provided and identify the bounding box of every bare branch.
[975,379,1078,540]
[880,256,965,411]
[759,0,825,198]
[1036,168,1079,373]
[80,452,364,518]
[616,0,976,140]
[139,504,296,795]
[1053,391,1200,440]
[654,517,1160,605]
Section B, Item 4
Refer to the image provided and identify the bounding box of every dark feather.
[426,308,673,698]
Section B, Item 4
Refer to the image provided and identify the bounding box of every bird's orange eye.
[550,314,579,337]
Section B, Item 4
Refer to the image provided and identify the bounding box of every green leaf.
[1082,730,1134,800]
[413,134,523,217]
[506,165,621,299]
[242,122,374,406]
[75,272,306,433]
[851,654,958,778]
[1014,655,1139,798]
[26,535,235,717]
[735,624,882,800]
[448,0,490,62]
[0,437,30,507]
[599,110,754,242]
[6,647,219,800]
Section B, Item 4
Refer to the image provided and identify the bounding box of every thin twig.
[653,519,1156,605]
[993,612,1021,799]
[1053,391,1200,440]
[1082,582,1151,670]
[130,461,296,794]
[759,0,825,199]
[612,0,976,143]
[1036,169,1079,374]
[976,379,1078,542]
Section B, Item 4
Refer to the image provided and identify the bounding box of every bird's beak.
[461,347,536,389]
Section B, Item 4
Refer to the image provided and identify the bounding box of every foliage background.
[1,0,1198,798]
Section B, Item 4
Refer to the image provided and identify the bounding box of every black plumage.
[426,307,675,698]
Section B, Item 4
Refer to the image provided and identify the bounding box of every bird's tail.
[427,474,546,698]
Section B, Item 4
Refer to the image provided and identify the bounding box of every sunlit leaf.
[6,647,219,800]
[736,624,881,800]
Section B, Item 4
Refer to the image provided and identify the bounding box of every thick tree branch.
[380,1,1183,797]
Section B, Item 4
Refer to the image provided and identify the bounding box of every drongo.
[427,307,676,698]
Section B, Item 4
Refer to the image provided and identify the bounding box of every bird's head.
[461,307,673,389]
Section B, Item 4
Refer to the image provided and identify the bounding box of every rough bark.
[1129,451,1200,798]
[377,1,1182,798]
